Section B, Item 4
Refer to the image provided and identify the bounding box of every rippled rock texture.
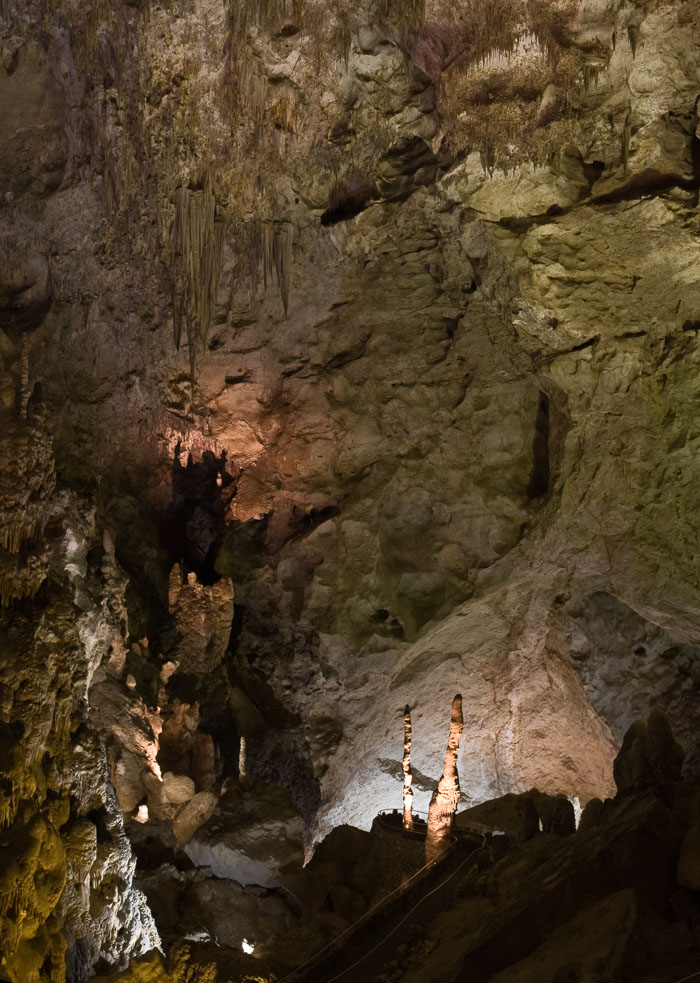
[2,0,700,978]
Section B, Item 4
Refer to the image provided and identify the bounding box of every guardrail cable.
[322,837,486,983]
[275,817,485,983]
[273,810,696,983]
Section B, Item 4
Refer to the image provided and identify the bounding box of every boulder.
[514,795,540,843]
[161,772,195,806]
[579,797,606,832]
[187,878,298,949]
[172,791,218,850]
[487,890,639,983]
[529,791,576,836]
[614,710,685,795]
[184,784,304,887]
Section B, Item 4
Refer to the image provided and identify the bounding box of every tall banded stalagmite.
[403,704,414,830]
[239,735,248,784]
[425,694,463,863]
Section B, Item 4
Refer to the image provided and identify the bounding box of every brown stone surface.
[677,824,700,891]
[398,783,699,983]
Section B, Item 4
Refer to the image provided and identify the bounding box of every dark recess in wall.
[321,170,376,226]
[527,390,550,499]
[160,443,239,584]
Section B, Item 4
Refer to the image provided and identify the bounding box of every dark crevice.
[591,169,696,206]
[321,171,377,226]
[582,159,605,187]
[226,601,248,655]
[85,806,112,844]
[321,195,369,226]
[570,334,599,352]
[540,334,600,365]
[159,442,239,585]
[527,391,550,500]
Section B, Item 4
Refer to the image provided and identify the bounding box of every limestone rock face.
[183,785,305,888]
[3,0,700,975]
[89,678,162,816]
[0,492,159,982]
[561,591,700,774]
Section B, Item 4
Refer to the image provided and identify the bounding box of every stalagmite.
[239,735,248,784]
[402,704,414,830]
[425,694,463,863]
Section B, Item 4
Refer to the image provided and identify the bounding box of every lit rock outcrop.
[183,784,305,888]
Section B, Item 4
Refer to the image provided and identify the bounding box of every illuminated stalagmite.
[402,704,414,830]
[239,735,248,784]
[425,694,463,862]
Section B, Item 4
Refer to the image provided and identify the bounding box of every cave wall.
[2,0,700,977]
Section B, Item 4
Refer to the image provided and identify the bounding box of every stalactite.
[402,704,414,830]
[224,0,298,129]
[0,563,48,607]
[382,0,426,41]
[274,221,293,316]
[622,112,631,173]
[259,221,294,315]
[582,63,600,95]
[628,23,639,59]
[0,417,55,599]
[187,317,197,378]
[170,179,225,367]
[425,693,463,863]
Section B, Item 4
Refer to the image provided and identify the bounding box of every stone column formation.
[402,704,414,830]
[425,694,464,863]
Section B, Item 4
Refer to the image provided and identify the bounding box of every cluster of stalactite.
[0,414,54,606]
[20,0,619,381]
[170,178,226,371]
[0,554,48,607]
[261,221,294,316]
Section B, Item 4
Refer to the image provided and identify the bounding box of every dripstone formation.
[1,0,700,980]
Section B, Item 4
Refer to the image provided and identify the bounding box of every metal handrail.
[273,806,699,983]
[376,808,487,839]
[323,836,486,983]
[378,808,429,819]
